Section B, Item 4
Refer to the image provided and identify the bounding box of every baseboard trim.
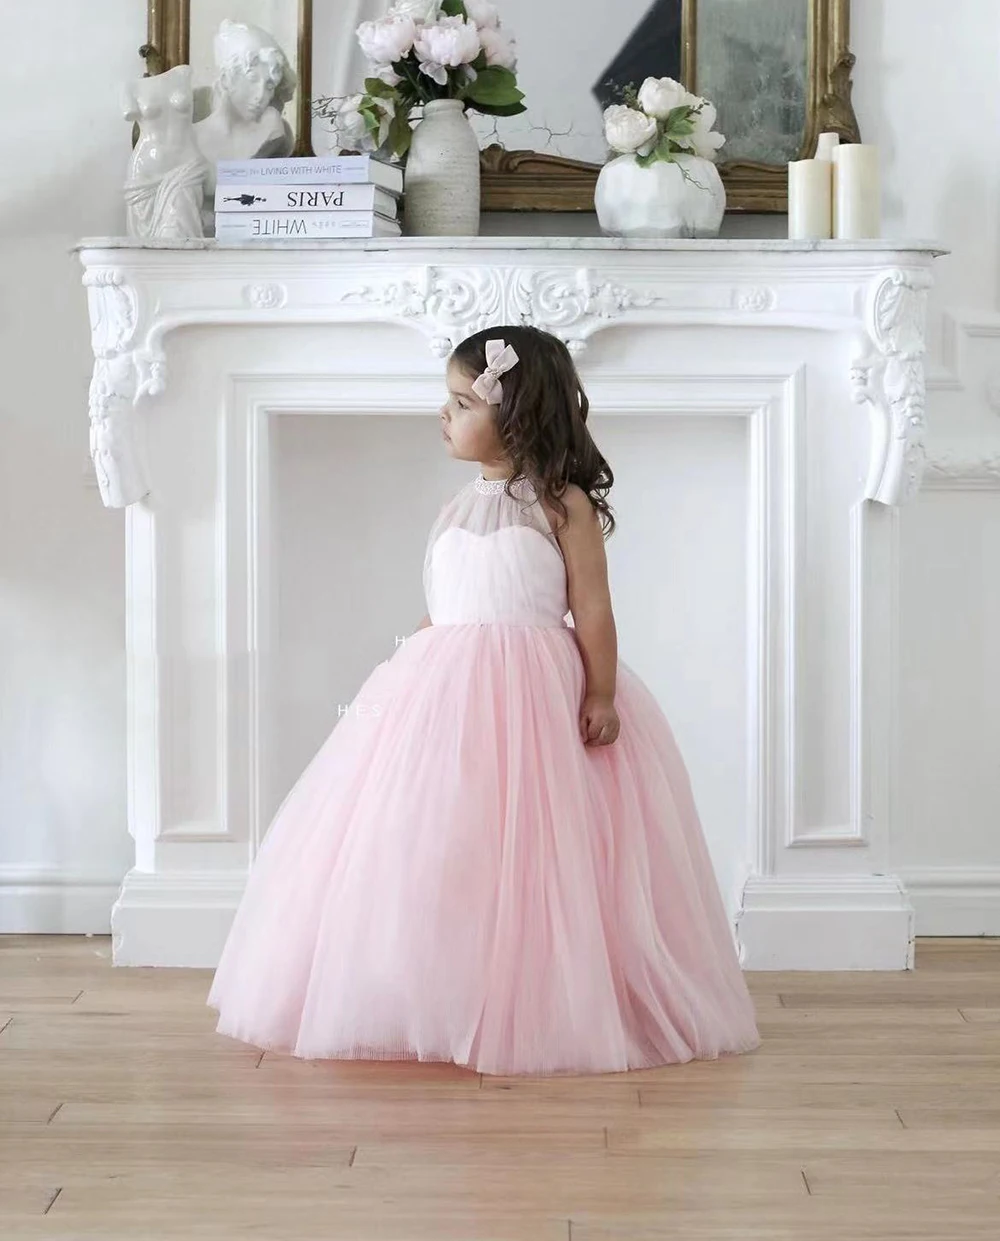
[8,865,996,961]
[737,873,916,970]
[110,868,246,966]
[113,868,922,971]
[0,867,121,934]
[897,868,1000,936]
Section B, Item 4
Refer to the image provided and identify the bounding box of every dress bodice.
[423,474,569,627]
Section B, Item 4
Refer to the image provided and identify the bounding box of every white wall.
[1,0,998,935]
[853,0,1000,933]
[0,1,144,930]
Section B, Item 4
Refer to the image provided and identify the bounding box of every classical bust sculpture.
[123,64,207,240]
[193,20,297,234]
[195,19,296,167]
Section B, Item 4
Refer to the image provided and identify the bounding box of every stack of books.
[213,155,404,242]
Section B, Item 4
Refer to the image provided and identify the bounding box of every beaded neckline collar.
[474,474,517,495]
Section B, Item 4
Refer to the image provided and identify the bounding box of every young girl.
[207,325,761,1075]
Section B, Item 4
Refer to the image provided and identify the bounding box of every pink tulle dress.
[207,472,761,1074]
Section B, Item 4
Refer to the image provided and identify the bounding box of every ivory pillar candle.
[815,131,840,161]
[788,159,832,240]
[833,144,881,239]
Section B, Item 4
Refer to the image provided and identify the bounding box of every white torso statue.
[123,64,207,240]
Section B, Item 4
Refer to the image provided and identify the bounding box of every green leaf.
[472,100,528,118]
[654,136,677,161]
[666,118,695,137]
[663,104,693,129]
[364,77,393,98]
[465,66,524,107]
[441,0,467,15]
[633,137,679,168]
[388,110,413,159]
[359,106,381,135]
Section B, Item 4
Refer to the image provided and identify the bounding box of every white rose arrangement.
[316,0,524,159]
[603,76,725,168]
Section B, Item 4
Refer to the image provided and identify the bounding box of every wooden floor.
[1,937,998,1241]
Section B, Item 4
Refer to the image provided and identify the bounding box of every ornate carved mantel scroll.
[851,268,932,506]
[83,271,149,508]
[340,266,664,357]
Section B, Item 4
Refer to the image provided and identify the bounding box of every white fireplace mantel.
[77,236,942,970]
[81,237,943,510]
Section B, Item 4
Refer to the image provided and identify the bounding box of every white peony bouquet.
[319,0,525,160]
[603,76,725,168]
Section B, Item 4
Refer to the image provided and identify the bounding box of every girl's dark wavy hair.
[451,325,616,537]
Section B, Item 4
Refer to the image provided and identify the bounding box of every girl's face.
[440,360,509,468]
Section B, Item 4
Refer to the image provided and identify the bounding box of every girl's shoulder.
[537,482,596,538]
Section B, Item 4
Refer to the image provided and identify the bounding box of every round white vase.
[403,99,481,237]
[594,153,726,238]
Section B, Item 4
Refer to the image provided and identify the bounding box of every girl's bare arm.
[549,486,620,744]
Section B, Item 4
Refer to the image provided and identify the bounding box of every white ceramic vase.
[595,153,726,239]
[403,99,481,236]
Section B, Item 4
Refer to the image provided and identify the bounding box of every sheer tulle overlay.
[207,475,761,1074]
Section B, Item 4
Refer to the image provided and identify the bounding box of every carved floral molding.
[78,243,940,510]
[850,267,933,506]
[83,270,147,508]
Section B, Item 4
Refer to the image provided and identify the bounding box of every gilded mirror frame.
[142,0,858,212]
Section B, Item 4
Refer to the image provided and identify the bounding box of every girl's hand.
[580,695,620,746]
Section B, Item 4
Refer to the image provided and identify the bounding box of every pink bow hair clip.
[471,338,520,405]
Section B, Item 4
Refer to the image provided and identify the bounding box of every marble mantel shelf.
[77,236,943,509]
[77,235,944,255]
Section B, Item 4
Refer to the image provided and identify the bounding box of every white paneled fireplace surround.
[79,236,941,970]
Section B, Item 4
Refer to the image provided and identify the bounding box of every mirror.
[144,0,857,212]
[466,0,858,211]
[688,0,809,165]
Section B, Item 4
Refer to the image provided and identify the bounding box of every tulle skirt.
[207,623,761,1075]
